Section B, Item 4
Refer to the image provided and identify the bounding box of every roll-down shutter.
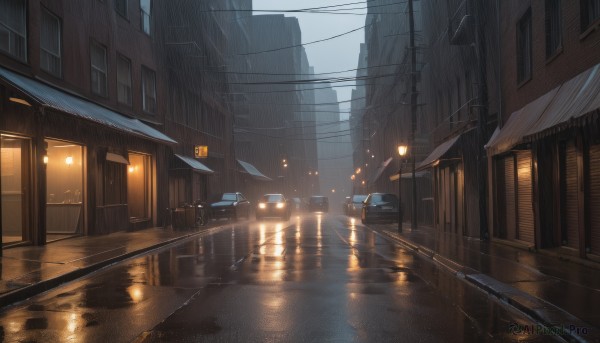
[516,151,534,244]
[590,144,600,255]
[505,156,517,240]
[565,142,579,249]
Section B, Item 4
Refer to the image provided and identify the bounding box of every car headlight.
[276,202,285,209]
[259,203,266,209]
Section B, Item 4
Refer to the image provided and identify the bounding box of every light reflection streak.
[317,214,322,248]
[259,223,266,255]
[67,313,77,333]
[128,284,144,303]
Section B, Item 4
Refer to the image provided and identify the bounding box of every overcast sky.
[252,0,367,111]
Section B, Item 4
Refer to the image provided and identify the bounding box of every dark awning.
[106,152,129,164]
[369,157,393,184]
[237,159,272,181]
[389,170,431,182]
[174,154,214,174]
[417,135,461,170]
[0,66,177,145]
[486,62,600,155]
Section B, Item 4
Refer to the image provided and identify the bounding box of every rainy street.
[0,214,556,343]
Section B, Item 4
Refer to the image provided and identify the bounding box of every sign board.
[194,145,208,158]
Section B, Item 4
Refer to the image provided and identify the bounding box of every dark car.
[256,194,291,220]
[361,193,399,224]
[346,194,368,217]
[308,196,329,212]
[209,192,250,221]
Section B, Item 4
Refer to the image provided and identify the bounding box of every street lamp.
[397,143,408,232]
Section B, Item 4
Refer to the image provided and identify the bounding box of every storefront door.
[1,135,31,245]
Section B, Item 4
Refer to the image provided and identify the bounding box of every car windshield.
[262,194,283,202]
[352,195,367,203]
[372,194,397,203]
[310,197,326,203]
[221,193,237,201]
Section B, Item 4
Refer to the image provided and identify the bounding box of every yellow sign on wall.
[194,145,208,158]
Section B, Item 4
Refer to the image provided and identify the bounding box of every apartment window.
[40,9,62,77]
[90,41,108,97]
[140,0,151,35]
[517,9,532,84]
[0,0,27,61]
[581,0,600,31]
[142,66,156,113]
[545,0,562,58]
[115,0,128,19]
[116,54,132,105]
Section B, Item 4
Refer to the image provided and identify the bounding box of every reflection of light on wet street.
[67,312,78,333]
[128,285,144,303]
[274,224,284,256]
[350,217,356,226]
[259,224,266,255]
[317,214,322,248]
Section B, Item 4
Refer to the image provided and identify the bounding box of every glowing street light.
[397,143,408,233]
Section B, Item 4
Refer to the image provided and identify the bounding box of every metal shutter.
[565,141,579,249]
[505,156,517,240]
[517,151,535,244]
[590,144,600,255]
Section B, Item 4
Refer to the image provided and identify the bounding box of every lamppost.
[397,144,408,232]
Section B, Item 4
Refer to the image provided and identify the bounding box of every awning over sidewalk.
[369,157,393,184]
[389,170,430,182]
[174,154,214,174]
[0,66,177,145]
[486,62,600,155]
[417,135,461,170]
[237,159,272,181]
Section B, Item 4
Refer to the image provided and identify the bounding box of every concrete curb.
[0,226,225,310]
[379,230,599,343]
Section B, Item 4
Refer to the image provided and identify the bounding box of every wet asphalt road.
[0,213,560,342]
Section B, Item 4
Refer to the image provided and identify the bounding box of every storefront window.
[45,139,83,238]
[127,152,150,219]
[1,135,31,245]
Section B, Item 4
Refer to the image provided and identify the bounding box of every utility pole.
[473,0,489,239]
[408,0,418,230]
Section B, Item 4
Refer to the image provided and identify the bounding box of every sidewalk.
[0,225,218,309]
[376,223,600,343]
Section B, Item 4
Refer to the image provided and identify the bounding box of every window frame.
[545,0,563,60]
[516,8,533,85]
[40,7,62,77]
[140,0,151,35]
[116,53,133,106]
[580,0,600,33]
[141,65,157,114]
[115,0,128,19]
[90,40,108,97]
[0,0,28,61]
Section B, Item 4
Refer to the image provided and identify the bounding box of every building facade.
[487,0,600,260]
[0,0,238,250]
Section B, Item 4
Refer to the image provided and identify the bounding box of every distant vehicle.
[209,192,250,221]
[256,194,291,220]
[346,194,368,217]
[343,196,351,214]
[308,195,329,212]
[361,193,399,224]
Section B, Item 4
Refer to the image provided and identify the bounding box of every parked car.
[308,195,329,212]
[361,193,399,224]
[346,194,368,216]
[209,192,250,221]
[256,194,291,220]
